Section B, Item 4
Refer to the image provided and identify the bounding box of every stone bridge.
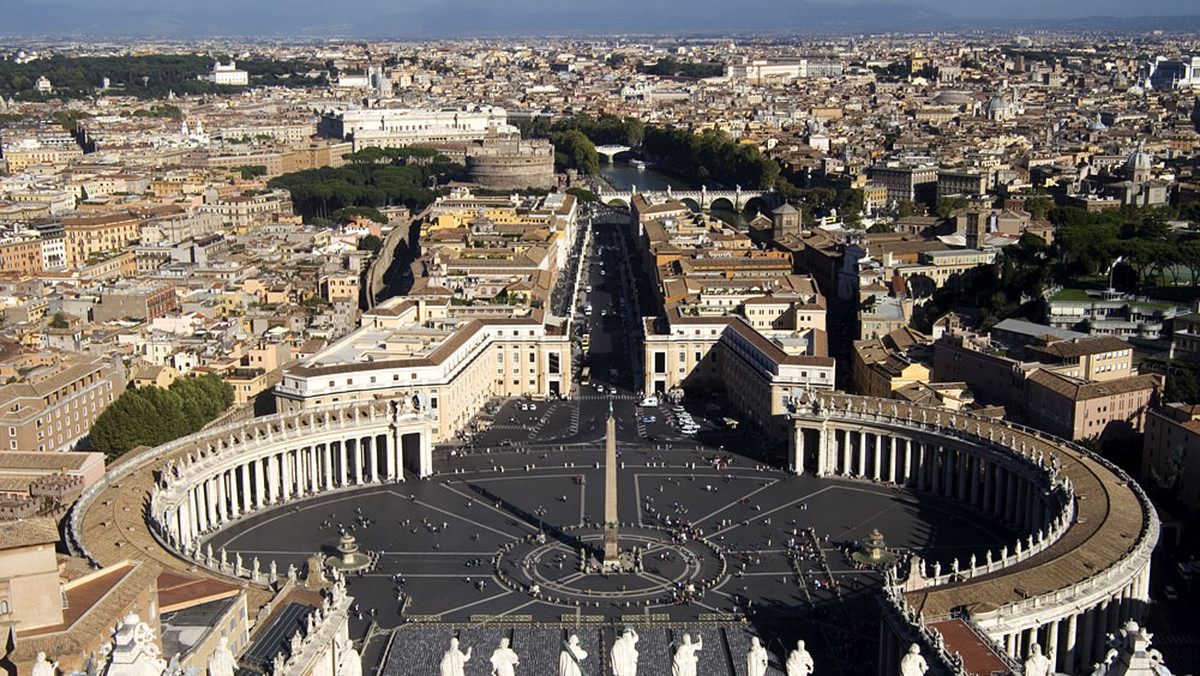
[596,185,775,211]
[594,144,632,162]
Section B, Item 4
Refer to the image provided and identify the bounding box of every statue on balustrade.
[786,640,814,676]
[1023,644,1051,676]
[440,637,471,676]
[899,643,927,676]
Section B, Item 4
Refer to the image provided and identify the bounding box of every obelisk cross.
[603,397,620,562]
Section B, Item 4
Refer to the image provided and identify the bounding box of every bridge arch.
[680,197,701,213]
[709,196,736,213]
[605,198,629,208]
[743,196,771,219]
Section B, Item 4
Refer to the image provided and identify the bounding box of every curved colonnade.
[68,400,435,584]
[787,393,1157,675]
[67,392,1156,676]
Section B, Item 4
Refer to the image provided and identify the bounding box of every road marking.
[432,589,514,617]
[389,490,526,538]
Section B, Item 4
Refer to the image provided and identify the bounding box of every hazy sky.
[4,0,1199,37]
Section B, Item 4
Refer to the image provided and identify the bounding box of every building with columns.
[275,298,570,441]
[785,392,1156,676]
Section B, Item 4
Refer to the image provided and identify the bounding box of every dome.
[986,95,1011,114]
[1089,114,1107,131]
[933,90,972,106]
[1125,147,1152,172]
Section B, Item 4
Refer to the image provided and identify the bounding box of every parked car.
[641,416,657,424]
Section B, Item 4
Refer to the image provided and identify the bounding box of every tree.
[550,130,599,175]
[88,374,234,460]
[565,187,600,203]
[1023,195,1055,220]
[896,200,916,218]
[358,234,384,253]
[936,196,968,219]
[48,312,69,329]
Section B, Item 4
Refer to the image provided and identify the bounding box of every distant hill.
[2,1,1199,38]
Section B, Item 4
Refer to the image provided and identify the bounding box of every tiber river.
[594,160,752,226]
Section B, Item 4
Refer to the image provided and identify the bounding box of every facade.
[319,105,514,149]
[866,165,939,204]
[643,311,835,437]
[201,61,250,86]
[933,331,1159,441]
[0,233,44,276]
[275,299,571,441]
[61,212,142,268]
[1047,289,1185,339]
[1141,403,1200,515]
[0,517,63,631]
[0,354,126,453]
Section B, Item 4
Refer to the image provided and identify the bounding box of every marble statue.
[746,637,769,676]
[206,637,236,676]
[899,644,927,676]
[32,652,57,676]
[338,635,363,676]
[489,638,520,676]
[559,635,588,676]
[671,634,702,676]
[1023,644,1051,676]
[786,640,814,676]
[611,627,639,676]
[440,637,472,676]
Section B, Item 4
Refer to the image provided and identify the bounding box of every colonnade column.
[215,472,228,522]
[791,425,805,475]
[340,441,350,486]
[419,431,433,477]
[903,439,913,486]
[322,443,333,489]
[253,458,264,508]
[366,437,378,483]
[873,434,882,481]
[888,436,898,483]
[1063,612,1078,673]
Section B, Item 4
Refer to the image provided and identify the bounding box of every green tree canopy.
[88,373,234,460]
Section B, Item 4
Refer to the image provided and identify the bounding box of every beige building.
[0,518,63,631]
[61,212,143,268]
[1142,403,1200,515]
[0,354,126,453]
[643,311,834,437]
[934,331,1159,441]
[851,327,933,399]
[276,297,570,441]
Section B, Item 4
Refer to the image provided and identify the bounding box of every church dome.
[933,90,972,106]
[1125,147,1152,172]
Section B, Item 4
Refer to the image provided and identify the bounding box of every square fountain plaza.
[205,443,1014,676]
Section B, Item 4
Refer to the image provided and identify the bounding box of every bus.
[579,367,591,386]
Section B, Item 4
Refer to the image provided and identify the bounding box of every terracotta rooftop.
[0,516,59,549]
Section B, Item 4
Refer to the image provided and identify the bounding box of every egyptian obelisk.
[603,399,620,563]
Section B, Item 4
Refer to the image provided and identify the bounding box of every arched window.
[0,600,9,614]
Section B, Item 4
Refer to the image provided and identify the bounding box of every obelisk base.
[603,525,620,563]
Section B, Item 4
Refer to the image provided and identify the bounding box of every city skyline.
[3,0,1200,38]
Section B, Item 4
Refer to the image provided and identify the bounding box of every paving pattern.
[205,440,1015,676]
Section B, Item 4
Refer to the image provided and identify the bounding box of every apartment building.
[0,354,126,453]
[61,212,142,268]
[933,330,1158,441]
[1142,402,1200,514]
